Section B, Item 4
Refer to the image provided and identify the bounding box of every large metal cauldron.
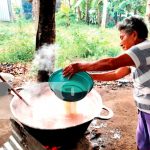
[10,83,113,146]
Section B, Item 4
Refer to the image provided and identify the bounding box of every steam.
[16,44,59,104]
[32,44,58,73]
[29,44,59,82]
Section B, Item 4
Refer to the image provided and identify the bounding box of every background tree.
[101,0,108,27]
[73,0,146,27]
[35,0,56,82]
[36,0,56,50]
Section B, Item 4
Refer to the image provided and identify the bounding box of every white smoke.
[31,44,58,74]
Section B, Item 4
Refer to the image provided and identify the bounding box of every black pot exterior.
[23,120,92,147]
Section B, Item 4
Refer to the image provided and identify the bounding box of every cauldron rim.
[10,84,103,130]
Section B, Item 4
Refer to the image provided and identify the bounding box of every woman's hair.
[117,16,148,39]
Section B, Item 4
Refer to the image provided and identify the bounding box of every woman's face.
[119,30,137,50]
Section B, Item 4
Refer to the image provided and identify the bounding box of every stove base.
[1,119,93,150]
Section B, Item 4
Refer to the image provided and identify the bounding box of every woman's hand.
[63,63,82,78]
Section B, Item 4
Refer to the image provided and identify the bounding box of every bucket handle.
[95,105,114,120]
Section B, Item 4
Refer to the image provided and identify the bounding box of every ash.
[83,119,122,150]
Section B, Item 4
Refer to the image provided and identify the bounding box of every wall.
[0,0,12,21]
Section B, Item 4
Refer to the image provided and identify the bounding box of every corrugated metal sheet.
[0,0,11,21]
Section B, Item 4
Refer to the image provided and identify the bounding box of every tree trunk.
[97,0,102,27]
[68,0,71,8]
[32,0,39,31]
[75,0,82,20]
[97,5,101,26]
[101,0,108,28]
[85,0,90,24]
[35,0,56,82]
[36,0,56,50]
[77,6,82,20]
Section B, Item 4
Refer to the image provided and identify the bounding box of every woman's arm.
[89,67,131,81]
[63,53,134,78]
[80,54,134,71]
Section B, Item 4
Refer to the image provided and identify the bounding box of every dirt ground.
[0,66,138,149]
[91,85,137,150]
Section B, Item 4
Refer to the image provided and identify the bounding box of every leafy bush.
[0,18,121,67]
[55,22,121,68]
[0,34,34,62]
[0,20,35,63]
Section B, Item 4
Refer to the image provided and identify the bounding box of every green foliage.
[89,9,97,24]
[0,0,147,68]
[0,34,34,62]
[108,0,146,25]
[55,22,120,68]
[0,19,35,63]
[56,10,76,26]
[0,27,12,45]
[0,17,121,66]
[56,1,76,26]
[0,35,34,63]
[74,0,85,8]
[72,0,146,27]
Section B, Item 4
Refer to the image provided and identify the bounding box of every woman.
[63,16,150,150]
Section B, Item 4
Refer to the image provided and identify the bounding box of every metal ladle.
[0,75,30,106]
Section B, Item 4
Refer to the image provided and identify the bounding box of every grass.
[56,22,121,68]
[0,18,121,68]
[0,19,36,63]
